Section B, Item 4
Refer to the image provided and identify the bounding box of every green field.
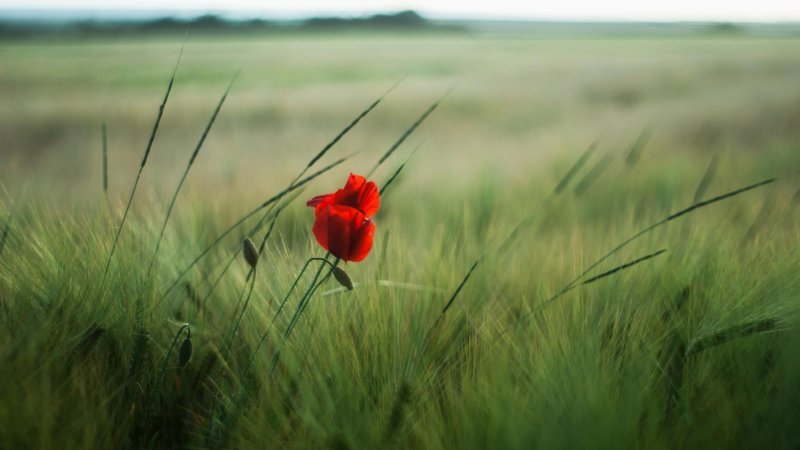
[1,33,799,449]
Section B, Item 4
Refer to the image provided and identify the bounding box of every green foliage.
[1,35,800,449]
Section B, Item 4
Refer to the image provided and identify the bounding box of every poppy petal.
[308,174,379,262]
[311,205,374,262]
[346,218,375,262]
[357,181,380,217]
[311,205,332,251]
[306,193,334,208]
[324,207,354,261]
[344,173,366,192]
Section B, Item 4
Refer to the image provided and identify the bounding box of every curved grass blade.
[578,248,666,285]
[161,156,348,298]
[189,188,304,320]
[447,143,603,315]
[553,141,597,195]
[687,318,780,355]
[148,73,238,276]
[494,248,668,343]
[367,88,450,178]
[441,259,480,315]
[693,153,720,202]
[196,82,400,303]
[625,128,650,168]
[0,212,11,257]
[567,178,776,291]
[99,45,184,290]
[573,151,613,197]
[101,123,108,197]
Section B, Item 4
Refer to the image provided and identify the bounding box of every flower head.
[306,173,380,217]
[307,174,379,262]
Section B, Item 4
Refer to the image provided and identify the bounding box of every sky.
[1,0,799,22]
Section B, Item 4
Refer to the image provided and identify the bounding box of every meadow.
[0,31,799,449]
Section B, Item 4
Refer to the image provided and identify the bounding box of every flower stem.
[269,254,338,374]
[152,323,190,400]
[223,267,257,361]
[239,258,313,375]
[283,257,339,339]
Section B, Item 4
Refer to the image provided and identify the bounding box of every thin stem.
[441,259,480,315]
[239,257,325,380]
[148,74,237,278]
[154,323,190,395]
[101,123,108,197]
[99,47,183,295]
[366,91,448,178]
[553,141,597,195]
[160,156,348,298]
[283,257,335,339]
[561,178,775,294]
[493,249,668,344]
[0,212,11,258]
[223,267,257,361]
[440,142,597,318]
[188,188,305,314]
[269,254,335,374]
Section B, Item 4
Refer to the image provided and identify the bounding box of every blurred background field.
[2,29,799,204]
[1,18,800,450]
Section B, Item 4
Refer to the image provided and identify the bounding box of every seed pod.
[332,266,354,291]
[178,336,193,367]
[243,238,259,268]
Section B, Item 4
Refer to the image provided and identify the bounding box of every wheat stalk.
[99,45,184,292]
[148,73,238,276]
[101,123,108,197]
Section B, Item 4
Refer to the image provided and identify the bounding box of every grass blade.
[688,318,779,355]
[570,178,776,289]
[250,81,400,264]
[379,141,423,197]
[742,195,775,243]
[441,259,480,315]
[553,141,597,195]
[267,162,420,370]
[579,249,667,285]
[573,151,613,197]
[0,213,11,257]
[149,73,237,275]
[625,128,650,168]
[693,153,720,202]
[304,81,398,171]
[494,249,668,343]
[161,156,349,297]
[542,248,667,310]
[101,123,108,196]
[367,89,449,178]
[450,143,606,316]
[99,45,183,289]
[193,83,398,303]
[494,178,776,342]
[190,188,305,319]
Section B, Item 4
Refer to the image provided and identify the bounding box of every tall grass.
[101,123,108,198]
[1,37,800,450]
[148,74,237,276]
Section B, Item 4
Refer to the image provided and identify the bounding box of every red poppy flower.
[307,173,380,217]
[307,174,380,262]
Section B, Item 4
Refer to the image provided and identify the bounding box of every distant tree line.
[0,10,465,39]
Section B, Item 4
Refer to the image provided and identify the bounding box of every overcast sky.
[1,0,799,22]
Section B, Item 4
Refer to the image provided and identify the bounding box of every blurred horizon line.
[2,8,800,25]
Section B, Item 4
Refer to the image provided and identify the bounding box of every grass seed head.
[243,237,259,268]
